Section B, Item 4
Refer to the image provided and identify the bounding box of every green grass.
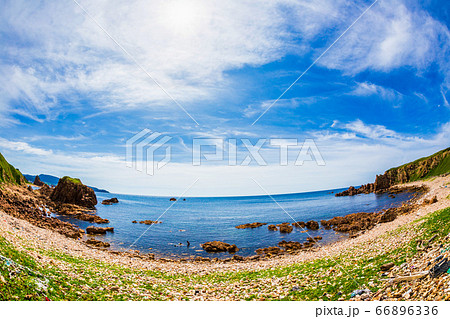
[60,176,83,185]
[0,152,26,185]
[386,147,450,183]
[1,207,450,300]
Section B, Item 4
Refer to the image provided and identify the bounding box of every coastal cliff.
[0,153,26,185]
[336,147,450,196]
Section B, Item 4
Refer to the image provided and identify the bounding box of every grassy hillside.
[385,147,450,184]
[0,152,26,185]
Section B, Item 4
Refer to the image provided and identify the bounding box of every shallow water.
[53,188,414,258]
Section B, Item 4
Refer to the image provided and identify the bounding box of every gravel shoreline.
[1,176,450,275]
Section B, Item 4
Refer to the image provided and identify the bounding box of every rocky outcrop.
[255,246,283,255]
[50,176,97,209]
[0,186,82,239]
[201,241,239,253]
[278,240,303,250]
[336,148,450,197]
[292,221,306,228]
[279,223,293,233]
[53,204,109,224]
[235,222,267,229]
[86,226,114,234]
[101,198,119,205]
[305,220,319,230]
[169,198,176,201]
[321,203,418,234]
[268,224,277,231]
[33,175,45,187]
[86,238,110,248]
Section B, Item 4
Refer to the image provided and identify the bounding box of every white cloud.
[350,82,403,103]
[318,0,450,74]
[2,119,449,196]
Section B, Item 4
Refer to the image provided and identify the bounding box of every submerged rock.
[235,222,267,229]
[138,220,162,225]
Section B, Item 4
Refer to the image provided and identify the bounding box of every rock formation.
[33,175,45,187]
[201,241,239,253]
[336,147,450,197]
[50,176,97,209]
[101,197,119,205]
[235,222,267,229]
[86,226,114,234]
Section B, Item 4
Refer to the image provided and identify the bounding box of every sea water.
[53,188,414,258]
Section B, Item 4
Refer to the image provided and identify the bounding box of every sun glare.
[160,0,206,35]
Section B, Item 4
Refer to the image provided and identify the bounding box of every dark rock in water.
[132,220,137,223]
[86,226,114,235]
[268,224,278,231]
[255,246,283,255]
[388,194,395,198]
[101,197,119,205]
[86,238,110,248]
[380,262,395,271]
[314,236,322,240]
[292,221,306,228]
[50,176,97,209]
[201,241,239,253]
[169,198,176,201]
[33,175,45,187]
[279,224,293,233]
[235,222,267,229]
[138,220,161,225]
[232,255,245,262]
[305,220,319,230]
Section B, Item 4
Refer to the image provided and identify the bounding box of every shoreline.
[1,175,449,274]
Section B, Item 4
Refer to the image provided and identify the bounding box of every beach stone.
[279,240,302,250]
[380,262,395,271]
[232,255,244,262]
[85,238,110,248]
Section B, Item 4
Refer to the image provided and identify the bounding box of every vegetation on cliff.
[337,147,450,196]
[384,147,450,183]
[0,153,26,185]
[51,176,97,209]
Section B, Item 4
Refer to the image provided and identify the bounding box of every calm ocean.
[53,188,414,258]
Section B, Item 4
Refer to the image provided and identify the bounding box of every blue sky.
[0,0,449,196]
